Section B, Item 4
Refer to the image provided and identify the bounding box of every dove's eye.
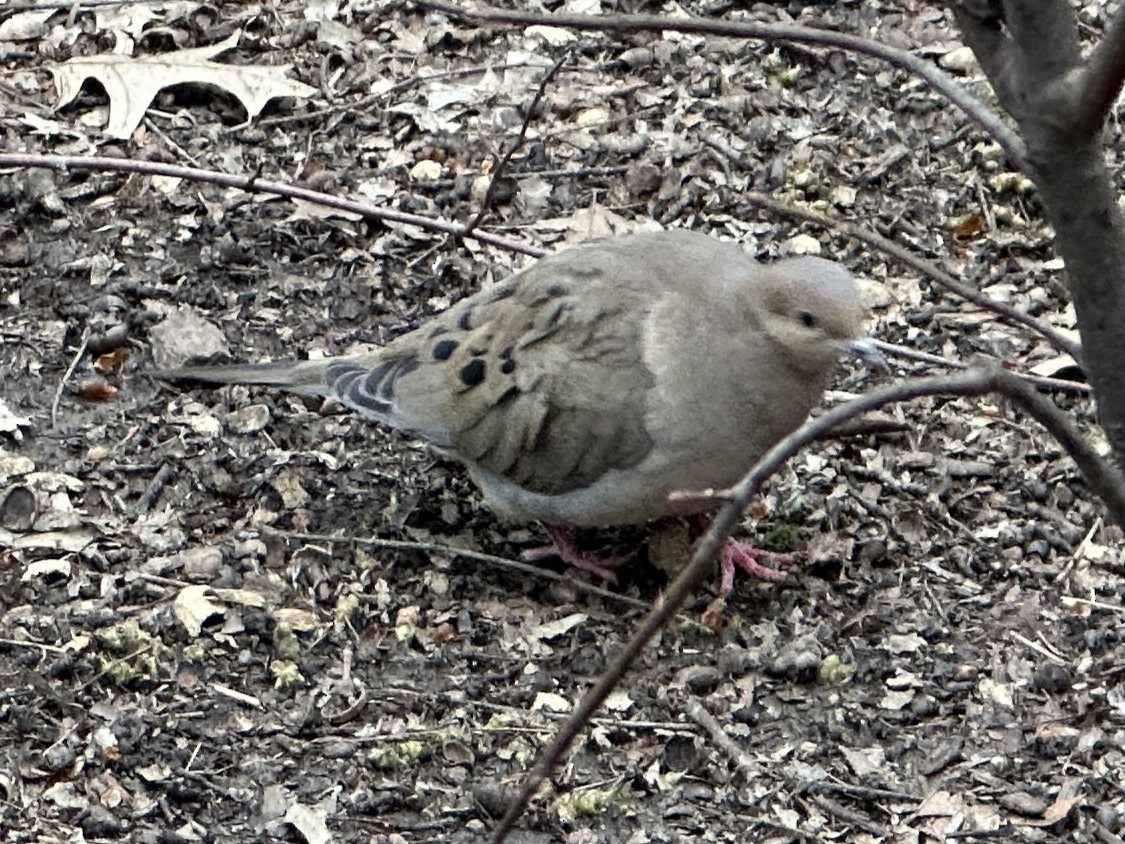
[796,310,818,329]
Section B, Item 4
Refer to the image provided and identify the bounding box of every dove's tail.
[156,358,340,397]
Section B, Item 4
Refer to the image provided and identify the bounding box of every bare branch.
[0,153,546,258]
[988,368,1125,521]
[1072,4,1125,134]
[461,52,570,238]
[1002,0,1081,82]
[261,530,665,614]
[948,1,1125,463]
[872,339,1091,394]
[489,364,1125,841]
[947,2,1016,109]
[954,0,1087,135]
[421,1,1027,169]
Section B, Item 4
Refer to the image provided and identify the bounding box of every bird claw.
[523,524,637,584]
[718,539,794,595]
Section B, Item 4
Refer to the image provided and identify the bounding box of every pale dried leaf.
[49,31,316,139]
[174,585,225,638]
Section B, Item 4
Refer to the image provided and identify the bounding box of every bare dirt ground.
[3,1,1124,842]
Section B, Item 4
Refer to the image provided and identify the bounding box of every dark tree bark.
[953,0,1125,466]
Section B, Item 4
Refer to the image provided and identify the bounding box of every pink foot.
[522,523,637,584]
[686,514,794,595]
[718,539,793,595]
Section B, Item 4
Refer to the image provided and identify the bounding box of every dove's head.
[754,256,872,378]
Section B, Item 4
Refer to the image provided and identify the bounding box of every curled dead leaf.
[93,347,130,375]
[77,378,118,401]
[432,622,457,644]
[701,598,726,633]
[952,213,984,240]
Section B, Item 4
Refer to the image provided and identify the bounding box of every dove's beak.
[845,336,888,370]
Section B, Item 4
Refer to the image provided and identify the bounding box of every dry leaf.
[532,691,572,712]
[531,612,588,640]
[432,622,457,644]
[952,213,984,240]
[284,801,332,844]
[1029,354,1083,379]
[0,9,53,41]
[173,585,224,638]
[93,347,129,375]
[76,378,118,401]
[0,399,32,433]
[701,598,727,633]
[49,31,316,139]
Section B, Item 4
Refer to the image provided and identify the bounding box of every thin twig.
[134,463,176,515]
[1054,516,1101,584]
[811,793,893,836]
[1007,630,1067,664]
[685,699,760,780]
[51,328,89,428]
[261,61,541,129]
[461,52,570,238]
[0,637,70,654]
[872,340,1091,394]
[7,0,155,8]
[738,818,827,844]
[994,368,1125,523]
[1060,596,1125,614]
[0,153,545,258]
[806,780,918,802]
[82,642,158,690]
[419,1,1027,169]
[267,529,665,615]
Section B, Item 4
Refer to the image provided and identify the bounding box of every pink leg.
[522,523,637,584]
[687,515,793,595]
[717,540,793,595]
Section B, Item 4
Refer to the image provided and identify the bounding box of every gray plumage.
[160,229,868,527]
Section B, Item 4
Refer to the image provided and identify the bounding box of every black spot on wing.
[433,339,458,360]
[459,358,486,387]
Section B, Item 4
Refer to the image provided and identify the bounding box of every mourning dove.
[161,229,871,592]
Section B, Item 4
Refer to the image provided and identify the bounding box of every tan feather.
[160,229,867,527]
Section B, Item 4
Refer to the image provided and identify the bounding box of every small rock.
[662,735,698,772]
[939,46,979,74]
[898,450,936,470]
[679,665,722,695]
[225,404,271,434]
[0,484,37,530]
[1031,663,1073,694]
[1097,805,1119,831]
[618,46,653,69]
[716,645,753,677]
[767,633,823,678]
[147,304,229,370]
[997,790,1049,817]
